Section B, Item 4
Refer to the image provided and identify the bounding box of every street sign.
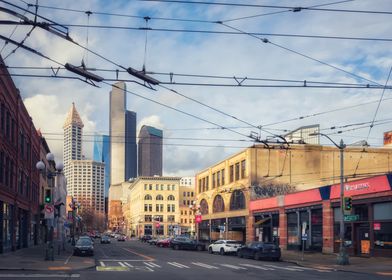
[44,204,54,219]
[344,214,359,222]
[374,223,381,230]
[302,234,308,241]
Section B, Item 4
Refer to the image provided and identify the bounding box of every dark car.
[74,238,94,256]
[156,238,172,248]
[170,237,205,251]
[237,242,281,261]
[141,235,152,242]
[100,235,111,244]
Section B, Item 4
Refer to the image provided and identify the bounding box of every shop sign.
[374,223,381,230]
[361,240,370,254]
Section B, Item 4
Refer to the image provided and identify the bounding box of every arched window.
[200,199,209,215]
[144,194,152,200]
[156,195,163,200]
[229,190,245,210]
[213,195,225,213]
[168,195,175,201]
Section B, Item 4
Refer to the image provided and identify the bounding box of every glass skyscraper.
[93,134,111,197]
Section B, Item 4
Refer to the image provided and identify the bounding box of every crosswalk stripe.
[167,262,190,268]
[118,262,127,267]
[264,264,303,271]
[145,262,161,268]
[99,261,105,267]
[123,262,134,268]
[286,266,331,273]
[220,264,247,270]
[192,262,219,269]
[144,262,156,268]
[240,264,274,270]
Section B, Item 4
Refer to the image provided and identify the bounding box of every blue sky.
[1,0,392,176]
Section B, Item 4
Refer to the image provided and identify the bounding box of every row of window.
[144,184,176,191]
[144,194,175,201]
[180,218,194,224]
[144,204,176,212]
[144,215,175,222]
[198,190,246,215]
[182,191,194,197]
[198,160,246,193]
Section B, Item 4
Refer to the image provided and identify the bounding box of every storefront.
[250,174,392,257]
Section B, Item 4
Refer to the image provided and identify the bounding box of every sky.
[1,0,392,177]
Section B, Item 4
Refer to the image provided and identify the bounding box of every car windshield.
[226,241,241,244]
[76,239,92,246]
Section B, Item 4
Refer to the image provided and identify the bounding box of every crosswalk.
[96,260,333,273]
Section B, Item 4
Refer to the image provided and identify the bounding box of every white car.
[208,240,243,255]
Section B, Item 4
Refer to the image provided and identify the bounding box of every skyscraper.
[109,82,137,185]
[63,103,105,225]
[138,125,163,176]
[93,134,110,197]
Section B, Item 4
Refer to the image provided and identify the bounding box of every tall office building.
[138,125,163,176]
[109,82,137,185]
[63,103,105,223]
[93,134,110,197]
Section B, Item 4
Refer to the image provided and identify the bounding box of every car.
[79,235,94,243]
[74,238,94,256]
[117,235,126,242]
[147,238,159,245]
[237,242,281,261]
[208,240,243,255]
[141,235,152,242]
[156,238,172,248]
[100,235,111,244]
[170,237,205,251]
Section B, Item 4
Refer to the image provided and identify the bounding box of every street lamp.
[310,133,349,265]
[36,153,65,261]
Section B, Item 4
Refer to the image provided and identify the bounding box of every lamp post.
[189,201,201,241]
[36,153,64,261]
[310,133,349,265]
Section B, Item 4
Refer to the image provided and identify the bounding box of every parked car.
[237,242,281,261]
[141,235,152,242]
[79,235,94,243]
[147,238,159,245]
[74,238,94,256]
[100,235,111,244]
[170,237,205,251]
[208,240,243,255]
[117,235,126,242]
[156,238,172,248]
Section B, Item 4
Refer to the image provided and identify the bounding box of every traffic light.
[344,197,352,211]
[44,189,52,203]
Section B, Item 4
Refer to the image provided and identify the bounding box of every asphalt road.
[0,240,390,280]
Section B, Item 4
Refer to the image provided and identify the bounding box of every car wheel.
[208,247,213,254]
[219,248,225,255]
[237,251,243,258]
[254,253,261,261]
[174,245,180,250]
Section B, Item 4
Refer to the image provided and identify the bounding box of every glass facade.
[93,134,110,197]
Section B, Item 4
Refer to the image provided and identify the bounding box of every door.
[357,225,370,256]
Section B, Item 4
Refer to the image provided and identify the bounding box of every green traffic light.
[45,189,51,203]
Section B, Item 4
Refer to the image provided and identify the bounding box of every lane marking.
[192,262,219,269]
[64,254,73,264]
[220,264,247,270]
[122,248,154,261]
[99,261,105,267]
[96,266,129,271]
[240,264,274,270]
[264,264,304,271]
[144,262,161,268]
[118,262,127,267]
[145,267,154,272]
[286,266,331,272]
[167,262,189,268]
[148,262,161,268]
[0,274,80,278]
[124,262,134,268]
[98,259,148,262]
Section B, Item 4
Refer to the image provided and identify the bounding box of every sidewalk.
[0,242,95,271]
[282,250,392,276]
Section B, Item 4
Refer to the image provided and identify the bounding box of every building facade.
[124,176,181,237]
[138,125,163,177]
[195,143,392,243]
[93,134,110,197]
[0,57,41,253]
[109,82,137,185]
[179,178,196,236]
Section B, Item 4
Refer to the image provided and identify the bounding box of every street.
[0,239,390,280]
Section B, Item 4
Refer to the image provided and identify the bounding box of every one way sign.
[44,204,54,219]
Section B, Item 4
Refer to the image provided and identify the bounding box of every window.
[156,195,164,200]
[156,204,163,212]
[145,215,152,222]
[144,184,147,190]
[191,192,194,197]
[168,195,175,201]
[187,192,190,197]
[168,215,175,222]
[200,199,209,215]
[287,212,299,246]
[183,192,186,197]
[167,204,175,212]
[229,190,245,210]
[149,184,152,190]
[144,204,152,212]
[206,176,209,190]
[374,202,392,220]
[217,171,220,187]
[221,169,225,185]
[212,173,216,188]
[144,194,152,200]
[235,162,240,181]
[241,160,246,178]
[229,165,234,182]
[198,179,201,193]
[213,195,225,213]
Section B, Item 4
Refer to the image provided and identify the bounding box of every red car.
[156,238,172,247]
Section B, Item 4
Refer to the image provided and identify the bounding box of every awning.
[254,217,271,226]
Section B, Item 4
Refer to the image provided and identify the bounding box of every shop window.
[287,212,299,247]
[200,199,209,215]
[334,223,353,247]
[229,190,245,210]
[374,222,392,249]
[374,202,392,220]
[311,209,323,249]
[354,204,368,221]
[213,195,225,213]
